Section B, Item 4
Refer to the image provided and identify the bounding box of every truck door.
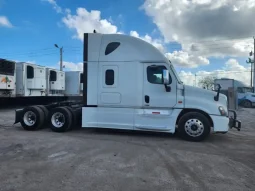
[134,63,177,132]
[143,63,177,108]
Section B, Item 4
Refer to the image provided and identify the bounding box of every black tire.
[178,112,211,142]
[65,106,77,130]
[20,106,45,131]
[49,107,72,132]
[243,100,252,108]
[36,105,49,126]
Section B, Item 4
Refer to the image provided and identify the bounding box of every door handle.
[145,95,150,103]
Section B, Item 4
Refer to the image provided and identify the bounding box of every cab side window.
[147,65,172,84]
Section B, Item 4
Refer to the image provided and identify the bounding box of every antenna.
[93,29,97,33]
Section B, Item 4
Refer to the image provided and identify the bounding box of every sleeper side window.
[105,42,120,55]
[147,65,172,84]
[105,69,114,85]
[27,65,34,79]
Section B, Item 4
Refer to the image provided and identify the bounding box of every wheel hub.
[191,124,198,131]
[23,111,36,126]
[51,112,65,128]
[184,119,204,137]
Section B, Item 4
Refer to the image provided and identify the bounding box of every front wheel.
[178,112,211,142]
[242,100,252,108]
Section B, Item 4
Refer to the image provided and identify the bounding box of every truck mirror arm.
[164,84,171,92]
[214,84,221,101]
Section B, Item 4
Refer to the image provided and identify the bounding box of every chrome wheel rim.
[51,112,65,128]
[185,119,204,137]
[23,111,36,126]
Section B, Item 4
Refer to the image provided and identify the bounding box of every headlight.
[218,106,227,116]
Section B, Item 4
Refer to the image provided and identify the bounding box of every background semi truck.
[214,78,255,108]
[14,32,241,142]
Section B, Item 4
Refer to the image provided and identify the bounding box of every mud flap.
[14,109,24,124]
[228,109,241,131]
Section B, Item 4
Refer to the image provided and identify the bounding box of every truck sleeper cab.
[14,32,241,142]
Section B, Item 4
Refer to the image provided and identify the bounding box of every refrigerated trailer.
[14,32,241,142]
[46,68,65,96]
[0,59,16,97]
[0,61,80,106]
[16,62,47,97]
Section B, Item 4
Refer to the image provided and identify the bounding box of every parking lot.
[0,107,254,191]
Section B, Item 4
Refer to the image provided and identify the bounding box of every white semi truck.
[14,32,241,141]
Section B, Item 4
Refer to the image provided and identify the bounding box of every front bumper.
[228,109,241,131]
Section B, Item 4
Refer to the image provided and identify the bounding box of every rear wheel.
[36,105,49,126]
[178,112,211,142]
[21,106,45,131]
[50,107,72,132]
[65,106,77,130]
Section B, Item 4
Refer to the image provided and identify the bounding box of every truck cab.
[81,33,241,141]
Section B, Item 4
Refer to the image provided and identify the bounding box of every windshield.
[243,87,253,93]
[169,61,183,84]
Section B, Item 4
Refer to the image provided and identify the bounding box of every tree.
[198,76,216,90]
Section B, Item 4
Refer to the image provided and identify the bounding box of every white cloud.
[165,50,209,68]
[179,59,251,86]
[130,30,165,52]
[0,16,13,27]
[62,8,118,40]
[42,0,62,13]
[142,0,255,57]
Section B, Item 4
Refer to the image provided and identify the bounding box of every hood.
[184,85,228,115]
[245,92,255,96]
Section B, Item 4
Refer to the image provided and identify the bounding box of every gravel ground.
[0,107,254,191]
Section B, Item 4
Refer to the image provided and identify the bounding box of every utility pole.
[246,57,253,88]
[54,44,63,71]
[60,47,63,71]
[195,73,197,86]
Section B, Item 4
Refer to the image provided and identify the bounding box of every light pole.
[54,44,63,71]
[247,51,254,90]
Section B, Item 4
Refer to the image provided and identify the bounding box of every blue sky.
[0,0,157,68]
[0,0,252,84]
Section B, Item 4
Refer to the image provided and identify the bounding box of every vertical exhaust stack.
[83,33,88,105]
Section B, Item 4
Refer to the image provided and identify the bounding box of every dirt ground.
[0,107,254,191]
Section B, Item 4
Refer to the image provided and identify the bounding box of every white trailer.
[46,68,65,96]
[16,62,47,97]
[0,59,16,97]
[64,71,83,96]
[14,32,241,142]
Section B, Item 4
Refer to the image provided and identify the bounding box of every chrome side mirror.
[163,69,170,85]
